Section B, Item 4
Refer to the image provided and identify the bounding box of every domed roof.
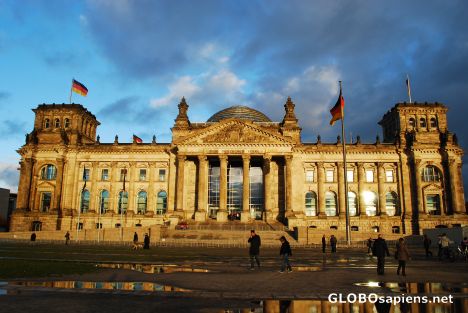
[207,105,272,123]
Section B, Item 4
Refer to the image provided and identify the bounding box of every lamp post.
[120,168,127,242]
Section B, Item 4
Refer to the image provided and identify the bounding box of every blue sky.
[1,0,468,193]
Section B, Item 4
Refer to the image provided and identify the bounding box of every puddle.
[216,299,468,313]
[0,280,191,294]
[354,282,468,294]
[97,263,210,274]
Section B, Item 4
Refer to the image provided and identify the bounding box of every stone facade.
[10,98,468,241]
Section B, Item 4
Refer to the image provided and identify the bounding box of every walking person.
[330,235,337,253]
[143,233,150,249]
[30,232,36,244]
[322,235,326,253]
[372,234,390,275]
[133,232,139,244]
[438,233,452,260]
[423,234,432,257]
[396,238,410,276]
[279,236,292,273]
[367,237,373,255]
[248,230,261,270]
[65,231,70,245]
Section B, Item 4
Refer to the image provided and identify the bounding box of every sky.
[0,0,468,194]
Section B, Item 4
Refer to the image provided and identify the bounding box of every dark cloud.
[0,120,27,137]
[43,51,87,68]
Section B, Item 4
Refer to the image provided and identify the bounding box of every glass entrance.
[227,163,242,220]
[208,163,220,219]
[249,166,264,220]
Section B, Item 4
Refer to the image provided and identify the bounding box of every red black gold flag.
[329,88,345,126]
[133,134,143,143]
[72,79,88,96]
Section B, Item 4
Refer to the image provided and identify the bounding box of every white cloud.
[150,76,200,108]
[208,69,246,92]
[0,162,19,192]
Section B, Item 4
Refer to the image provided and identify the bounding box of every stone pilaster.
[90,161,99,213]
[263,155,273,221]
[414,160,424,214]
[241,155,250,222]
[148,162,156,214]
[128,162,136,214]
[54,157,65,212]
[175,155,186,212]
[377,163,386,216]
[337,162,345,217]
[217,155,228,222]
[449,159,462,214]
[398,152,412,218]
[358,163,366,216]
[167,153,176,214]
[284,155,294,217]
[16,158,33,210]
[317,163,325,216]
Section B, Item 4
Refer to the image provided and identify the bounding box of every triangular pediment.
[178,119,293,145]
[422,183,442,193]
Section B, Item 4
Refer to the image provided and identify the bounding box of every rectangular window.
[305,170,314,182]
[40,192,52,212]
[159,169,166,181]
[347,170,354,182]
[366,170,374,182]
[83,168,90,181]
[426,194,441,215]
[385,170,394,182]
[326,170,334,182]
[101,169,109,181]
[120,169,128,181]
[139,169,147,181]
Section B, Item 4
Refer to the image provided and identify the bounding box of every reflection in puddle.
[221,298,468,313]
[292,266,321,272]
[1,281,191,294]
[97,263,210,274]
[354,282,468,294]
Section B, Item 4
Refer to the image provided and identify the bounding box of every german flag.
[133,134,143,143]
[329,88,344,126]
[72,79,88,96]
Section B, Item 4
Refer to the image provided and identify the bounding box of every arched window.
[430,117,437,128]
[325,191,337,216]
[80,190,90,213]
[385,192,398,216]
[420,118,426,128]
[100,190,109,214]
[44,118,50,129]
[305,192,317,216]
[422,166,441,182]
[54,118,60,128]
[118,191,128,214]
[156,191,167,215]
[426,194,441,215]
[41,164,57,180]
[137,191,147,214]
[348,192,357,216]
[408,117,415,128]
[363,191,378,216]
[64,118,70,128]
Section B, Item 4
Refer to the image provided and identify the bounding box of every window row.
[79,190,167,215]
[44,117,71,129]
[408,116,438,129]
[82,168,167,182]
[304,169,395,183]
[304,191,399,217]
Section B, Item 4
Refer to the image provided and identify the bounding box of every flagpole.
[120,168,127,242]
[339,81,351,246]
[69,79,73,104]
[406,74,412,104]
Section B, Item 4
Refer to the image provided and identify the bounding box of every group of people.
[321,235,337,253]
[248,229,292,273]
[133,232,151,249]
[368,234,411,276]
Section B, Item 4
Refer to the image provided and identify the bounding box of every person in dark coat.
[321,235,326,253]
[133,232,139,244]
[396,238,410,276]
[248,230,261,270]
[372,234,390,275]
[367,237,373,254]
[65,231,70,245]
[423,234,432,257]
[143,233,150,249]
[30,232,36,242]
[330,235,337,253]
[279,236,292,273]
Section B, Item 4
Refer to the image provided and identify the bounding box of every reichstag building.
[10,97,467,239]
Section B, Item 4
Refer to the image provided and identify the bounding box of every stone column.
[127,162,136,214]
[263,155,273,221]
[167,153,177,214]
[195,155,207,222]
[377,163,386,216]
[358,163,366,216]
[449,159,461,214]
[414,160,424,214]
[175,155,186,213]
[16,158,33,210]
[284,155,293,217]
[317,163,325,216]
[241,155,250,222]
[398,152,412,219]
[147,162,156,215]
[54,157,65,212]
[217,155,228,222]
[337,162,345,217]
